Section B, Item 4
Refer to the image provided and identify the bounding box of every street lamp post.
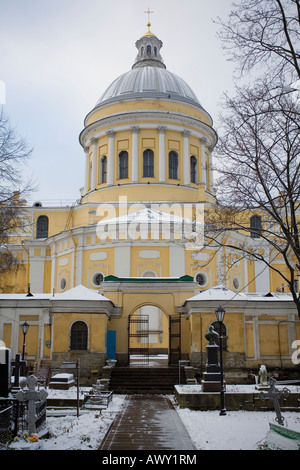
[21,321,29,360]
[215,306,226,416]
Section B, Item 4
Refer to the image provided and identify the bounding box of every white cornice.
[79,110,217,148]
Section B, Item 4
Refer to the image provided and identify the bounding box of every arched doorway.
[128,304,169,366]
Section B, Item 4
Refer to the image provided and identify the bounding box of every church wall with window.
[1,23,300,380]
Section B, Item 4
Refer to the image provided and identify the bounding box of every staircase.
[108,366,186,394]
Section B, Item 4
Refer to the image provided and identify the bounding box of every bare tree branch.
[215,0,300,82]
[0,108,33,277]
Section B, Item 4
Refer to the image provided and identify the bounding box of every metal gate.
[169,315,181,364]
[128,314,149,365]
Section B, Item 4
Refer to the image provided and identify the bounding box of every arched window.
[100,156,107,183]
[147,45,151,55]
[250,215,262,239]
[210,321,228,350]
[70,321,88,350]
[190,156,197,183]
[36,215,48,238]
[119,151,128,179]
[143,149,154,177]
[169,151,178,179]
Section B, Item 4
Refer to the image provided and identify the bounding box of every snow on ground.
[9,387,125,451]
[8,384,300,451]
[177,408,300,450]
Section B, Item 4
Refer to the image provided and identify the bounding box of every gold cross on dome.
[144,8,154,30]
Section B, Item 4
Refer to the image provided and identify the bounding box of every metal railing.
[0,396,47,446]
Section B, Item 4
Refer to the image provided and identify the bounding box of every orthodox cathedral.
[0,19,299,383]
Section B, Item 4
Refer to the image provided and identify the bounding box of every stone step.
[108,367,186,394]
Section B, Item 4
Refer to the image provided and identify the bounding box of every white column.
[131,126,139,183]
[114,246,131,276]
[158,126,166,183]
[30,249,46,292]
[243,258,249,293]
[107,130,115,186]
[84,147,89,194]
[75,234,84,286]
[90,137,98,190]
[182,130,191,185]
[169,246,185,276]
[200,137,207,187]
[50,242,57,293]
[208,144,214,192]
[254,257,270,292]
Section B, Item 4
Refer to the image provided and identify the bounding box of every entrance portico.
[102,275,196,366]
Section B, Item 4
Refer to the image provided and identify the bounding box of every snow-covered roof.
[51,284,111,301]
[187,284,247,302]
[186,284,293,302]
[0,285,111,302]
[97,208,195,226]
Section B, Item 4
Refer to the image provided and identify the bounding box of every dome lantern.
[132,8,165,69]
[132,33,165,70]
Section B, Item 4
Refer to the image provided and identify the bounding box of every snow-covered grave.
[49,373,75,390]
[6,384,300,450]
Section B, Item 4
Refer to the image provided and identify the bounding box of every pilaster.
[158,126,167,183]
[182,130,191,185]
[107,130,116,186]
[131,126,139,183]
[90,137,98,190]
[200,137,207,187]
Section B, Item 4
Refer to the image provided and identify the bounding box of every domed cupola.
[132,27,166,69]
[79,16,218,206]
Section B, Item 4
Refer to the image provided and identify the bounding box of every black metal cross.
[259,377,290,426]
[11,353,27,388]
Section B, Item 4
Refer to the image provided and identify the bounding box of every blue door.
[107,330,116,359]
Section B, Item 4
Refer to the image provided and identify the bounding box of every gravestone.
[11,353,27,389]
[0,347,11,397]
[255,364,269,390]
[49,373,75,389]
[15,375,48,436]
[259,377,290,426]
[201,325,223,392]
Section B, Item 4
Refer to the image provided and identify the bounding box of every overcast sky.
[1,0,236,205]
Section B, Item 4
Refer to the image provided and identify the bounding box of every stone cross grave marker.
[16,375,48,436]
[11,353,26,388]
[259,377,290,426]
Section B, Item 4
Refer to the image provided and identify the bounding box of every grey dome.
[92,31,205,111]
[96,66,201,107]
[94,66,203,109]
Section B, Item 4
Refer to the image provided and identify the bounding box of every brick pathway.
[99,395,196,451]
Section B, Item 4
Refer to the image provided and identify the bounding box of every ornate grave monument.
[15,375,48,436]
[259,377,290,426]
[201,325,224,392]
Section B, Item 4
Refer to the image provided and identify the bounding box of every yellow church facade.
[1,25,299,383]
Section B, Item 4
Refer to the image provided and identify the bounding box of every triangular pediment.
[51,284,110,301]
